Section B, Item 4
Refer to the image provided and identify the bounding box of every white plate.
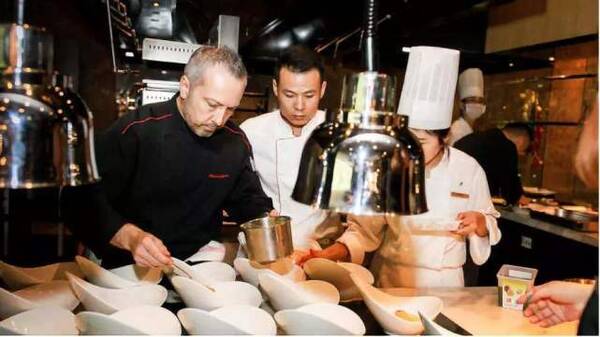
[403,217,460,232]
[110,264,162,284]
[350,273,442,335]
[0,280,79,319]
[178,305,276,335]
[189,261,236,283]
[76,256,162,289]
[234,257,305,287]
[185,241,226,263]
[303,258,374,302]
[76,305,181,335]
[258,272,339,311]
[169,258,221,289]
[171,276,262,311]
[66,272,167,314]
[0,260,83,290]
[274,303,365,335]
[0,307,77,335]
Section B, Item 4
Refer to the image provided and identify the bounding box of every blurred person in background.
[454,123,531,206]
[448,68,486,145]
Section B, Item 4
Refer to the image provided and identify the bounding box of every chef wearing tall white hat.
[448,68,486,145]
[336,46,501,287]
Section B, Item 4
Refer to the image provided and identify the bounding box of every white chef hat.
[397,46,460,130]
[458,68,484,100]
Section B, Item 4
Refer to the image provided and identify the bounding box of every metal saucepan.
[239,216,294,263]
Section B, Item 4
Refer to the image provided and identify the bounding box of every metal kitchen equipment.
[529,207,598,232]
[239,216,294,263]
[50,74,100,186]
[0,23,99,188]
[292,0,427,215]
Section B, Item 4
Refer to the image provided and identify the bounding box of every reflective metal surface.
[0,24,99,188]
[239,216,294,263]
[0,24,53,78]
[292,72,427,215]
[0,92,57,188]
[51,74,100,186]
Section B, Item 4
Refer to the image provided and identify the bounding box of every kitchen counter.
[384,287,578,335]
[499,207,598,247]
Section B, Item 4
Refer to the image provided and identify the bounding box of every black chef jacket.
[61,95,273,268]
[578,283,599,335]
[454,128,523,205]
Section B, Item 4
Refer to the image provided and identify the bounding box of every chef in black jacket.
[61,46,274,268]
[454,123,531,205]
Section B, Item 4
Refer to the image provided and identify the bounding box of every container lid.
[497,264,538,281]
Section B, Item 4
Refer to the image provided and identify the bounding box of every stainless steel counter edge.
[499,207,599,247]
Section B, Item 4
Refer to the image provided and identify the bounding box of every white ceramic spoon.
[258,272,340,311]
[0,307,77,335]
[0,280,79,319]
[350,273,442,335]
[76,305,181,335]
[171,276,262,311]
[0,260,83,290]
[178,305,276,335]
[76,256,162,289]
[66,272,167,314]
[274,302,366,335]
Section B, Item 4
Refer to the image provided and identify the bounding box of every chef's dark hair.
[275,45,325,83]
[503,123,533,141]
[425,128,451,146]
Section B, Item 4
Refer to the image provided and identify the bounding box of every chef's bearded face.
[177,47,247,137]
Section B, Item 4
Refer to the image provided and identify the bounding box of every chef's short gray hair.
[184,46,247,84]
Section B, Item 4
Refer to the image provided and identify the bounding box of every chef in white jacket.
[241,46,356,263]
[338,47,501,287]
[448,68,486,145]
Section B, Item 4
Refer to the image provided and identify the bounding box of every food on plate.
[394,310,419,322]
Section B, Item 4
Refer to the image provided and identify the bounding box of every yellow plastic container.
[497,264,538,310]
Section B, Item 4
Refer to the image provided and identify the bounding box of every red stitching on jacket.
[223,125,251,151]
[120,113,173,135]
[208,174,230,179]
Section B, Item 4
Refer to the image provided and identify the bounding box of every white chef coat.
[339,147,501,287]
[240,110,347,253]
[448,117,473,145]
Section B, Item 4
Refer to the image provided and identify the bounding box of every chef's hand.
[269,209,280,217]
[291,250,311,266]
[110,223,172,267]
[453,211,487,237]
[517,281,594,328]
[310,243,350,262]
[293,243,351,266]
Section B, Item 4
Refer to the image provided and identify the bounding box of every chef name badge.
[451,181,470,199]
[450,191,470,199]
